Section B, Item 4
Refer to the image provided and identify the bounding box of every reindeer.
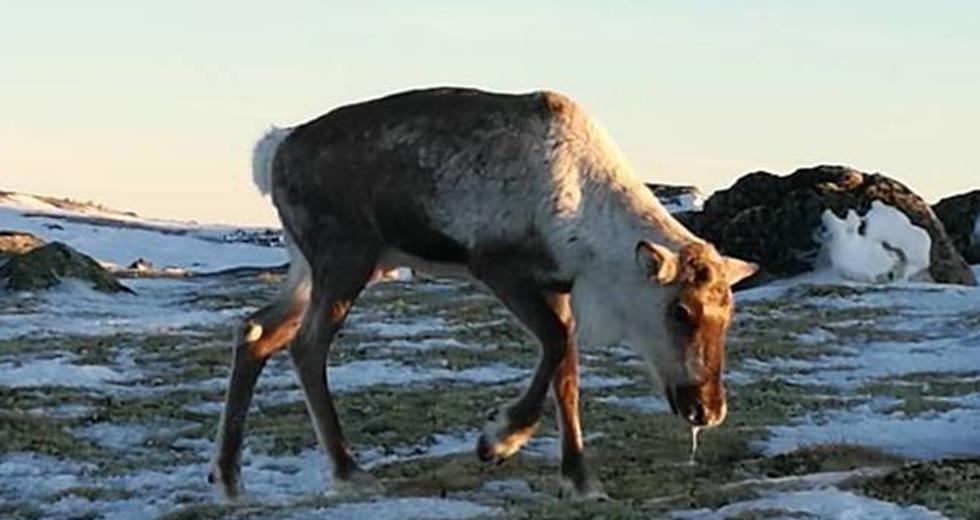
[210,87,757,500]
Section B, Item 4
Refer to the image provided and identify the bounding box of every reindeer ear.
[635,241,678,284]
[722,256,758,286]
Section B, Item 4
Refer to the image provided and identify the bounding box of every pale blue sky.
[2,1,978,225]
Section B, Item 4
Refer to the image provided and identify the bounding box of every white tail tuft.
[251,126,292,196]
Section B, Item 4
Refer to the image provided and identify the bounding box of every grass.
[2,273,978,518]
[856,458,980,519]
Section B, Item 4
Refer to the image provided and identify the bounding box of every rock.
[0,231,46,259]
[646,183,704,213]
[0,241,134,293]
[933,189,980,265]
[129,257,154,272]
[686,165,976,286]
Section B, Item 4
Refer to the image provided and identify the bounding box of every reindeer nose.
[687,404,707,426]
[669,384,724,428]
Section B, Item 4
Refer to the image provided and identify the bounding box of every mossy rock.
[0,231,46,264]
[0,241,133,293]
[685,165,976,286]
[933,189,980,264]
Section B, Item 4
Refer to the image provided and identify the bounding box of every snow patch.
[819,201,931,283]
[329,360,527,391]
[0,453,93,501]
[0,201,286,273]
[351,317,448,339]
[739,333,980,390]
[759,403,980,459]
[598,394,671,414]
[0,278,245,339]
[363,431,477,468]
[289,497,497,520]
[74,422,194,452]
[0,356,130,388]
[674,488,945,519]
[661,192,704,213]
[579,373,633,389]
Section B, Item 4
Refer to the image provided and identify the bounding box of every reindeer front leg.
[469,266,567,464]
[553,330,606,499]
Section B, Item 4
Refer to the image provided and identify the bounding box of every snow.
[674,488,946,519]
[363,431,477,468]
[74,422,194,451]
[660,192,704,213]
[737,283,980,390]
[356,337,475,352]
[0,278,246,339]
[0,453,94,500]
[4,189,979,518]
[598,394,671,414]
[761,403,980,459]
[287,497,497,520]
[0,194,286,273]
[738,277,980,461]
[819,201,931,283]
[739,333,980,390]
[0,356,130,388]
[352,317,449,339]
[579,372,633,389]
[326,359,528,391]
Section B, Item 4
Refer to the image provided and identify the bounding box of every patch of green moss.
[860,373,980,400]
[0,502,45,520]
[856,458,980,519]
[0,410,106,461]
[882,396,959,417]
[51,486,135,502]
[747,444,901,478]
[248,382,512,456]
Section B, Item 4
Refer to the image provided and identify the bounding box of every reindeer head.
[632,241,756,428]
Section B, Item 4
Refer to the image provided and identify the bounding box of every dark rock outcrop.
[684,165,975,286]
[0,241,133,293]
[933,189,980,265]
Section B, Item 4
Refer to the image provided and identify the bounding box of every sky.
[2,1,979,226]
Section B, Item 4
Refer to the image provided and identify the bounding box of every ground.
[1,268,979,519]
[1,194,979,519]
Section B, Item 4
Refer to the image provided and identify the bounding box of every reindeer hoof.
[475,433,500,463]
[559,474,608,501]
[208,465,245,500]
[475,427,537,464]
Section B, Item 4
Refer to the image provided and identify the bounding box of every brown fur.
[212,87,756,500]
[670,243,735,426]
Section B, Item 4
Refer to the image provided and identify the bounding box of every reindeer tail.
[251,126,292,196]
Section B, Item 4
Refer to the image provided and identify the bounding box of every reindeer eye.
[672,303,692,324]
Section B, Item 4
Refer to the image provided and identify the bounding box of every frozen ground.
[1,200,979,518]
[0,191,286,273]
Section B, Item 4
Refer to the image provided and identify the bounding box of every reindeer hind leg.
[210,252,311,499]
[289,243,381,494]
